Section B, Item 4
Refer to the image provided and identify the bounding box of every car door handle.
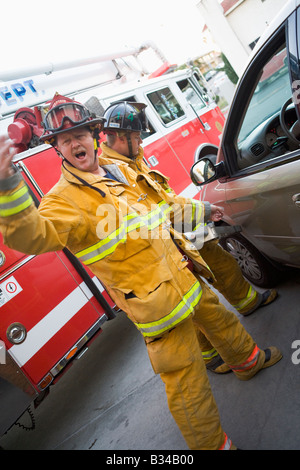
[292,193,300,207]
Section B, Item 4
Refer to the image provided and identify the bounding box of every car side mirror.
[190,158,217,186]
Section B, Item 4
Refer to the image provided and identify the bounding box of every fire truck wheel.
[219,233,282,288]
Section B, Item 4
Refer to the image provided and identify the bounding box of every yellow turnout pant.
[196,240,260,361]
[146,278,265,450]
[200,240,258,315]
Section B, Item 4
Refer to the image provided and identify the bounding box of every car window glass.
[141,120,156,140]
[192,71,214,103]
[117,95,156,139]
[177,78,206,113]
[236,45,297,169]
[147,87,185,125]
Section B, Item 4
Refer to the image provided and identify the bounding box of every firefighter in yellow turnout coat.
[0,95,282,450]
[100,101,277,374]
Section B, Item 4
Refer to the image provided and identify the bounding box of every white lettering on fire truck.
[0,80,37,108]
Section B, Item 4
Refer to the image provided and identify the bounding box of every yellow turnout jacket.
[0,154,212,338]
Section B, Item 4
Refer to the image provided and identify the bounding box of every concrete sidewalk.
[1,270,300,450]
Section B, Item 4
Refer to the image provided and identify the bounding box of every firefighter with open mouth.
[0,93,282,450]
[101,101,278,374]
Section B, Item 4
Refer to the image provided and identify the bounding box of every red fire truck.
[0,43,225,437]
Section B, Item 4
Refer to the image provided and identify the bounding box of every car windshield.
[238,47,290,145]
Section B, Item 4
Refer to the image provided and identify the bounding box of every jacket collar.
[61,157,129,187]
[100,142,145,169]
[99,142,166,190]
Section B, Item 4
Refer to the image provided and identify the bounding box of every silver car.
[191,0,300,287]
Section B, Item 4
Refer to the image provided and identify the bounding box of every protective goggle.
[43,102,91,132]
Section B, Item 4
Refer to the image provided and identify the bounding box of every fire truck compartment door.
[0,251,107,387]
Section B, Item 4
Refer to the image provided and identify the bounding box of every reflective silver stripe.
[231,353,259,371]
[229,345,260,372]
[219,435,232,450]
[77,213,140,264]
[78,223,127,264]
[76,200,172,265]
[0,185,33,217]
[147,201,171,229]
[202,348,218,361]
[134,281,202,337]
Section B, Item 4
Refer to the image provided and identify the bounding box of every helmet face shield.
[136,106,149,133]
[39,93,106,144]
[43,103,92,132]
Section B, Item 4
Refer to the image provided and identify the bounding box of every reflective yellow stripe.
[202,347,218,361]
[134,281,202,337]
[190,201,204,233]
[234,286,257,311]
[0,185,28,204]
[191,200,196,223]
[76,200,172,265]
[0,185,33,217]
[144,201,171,230]
[193,221,207,233]
[76,219,130,265]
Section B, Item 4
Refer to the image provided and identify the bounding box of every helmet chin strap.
[125,133,134,160]
[94,138,98,162]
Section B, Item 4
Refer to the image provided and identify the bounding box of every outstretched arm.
[0,135,17,179]
[0,136,81,255]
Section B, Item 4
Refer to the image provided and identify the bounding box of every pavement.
[1,268,300,451]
